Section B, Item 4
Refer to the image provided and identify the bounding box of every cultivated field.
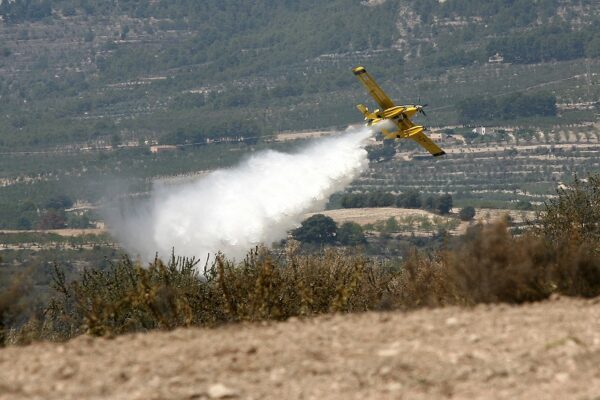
[353,129,600,210]
[307,207,535,236]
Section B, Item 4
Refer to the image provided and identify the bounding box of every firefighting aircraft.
[353,66,445,157]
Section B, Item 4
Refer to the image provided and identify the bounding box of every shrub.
[41,247,394,340]
[337,222,366,246]
[459,206,476,221]
[396,190,422,208]
[436,194,453,215]
[536,175,600,244]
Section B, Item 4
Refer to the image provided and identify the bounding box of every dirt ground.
[306,207,535,236]
[0,228,106,237]
[307,207,436,225]
[1,297,599,400]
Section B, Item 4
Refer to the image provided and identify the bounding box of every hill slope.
[0,0,598,149]
[1,296,599,399]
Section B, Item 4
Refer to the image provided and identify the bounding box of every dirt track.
[1,297,599,399]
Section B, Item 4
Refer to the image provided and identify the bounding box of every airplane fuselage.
[352,65,445,156]
[371,105,418,120]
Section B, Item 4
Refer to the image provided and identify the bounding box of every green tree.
[292,214,337,244]
[367,142,395,162]
[459,206,476,221]
[37,209,66,229]
[436,194,453,215]
[337,222,366,246]
[45,195,73,210]
[397,190,421,208]
[67,213,91,229]
[16,217,32,230]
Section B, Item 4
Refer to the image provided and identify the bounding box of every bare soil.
[307,207,435,225]
[306,207,535,235]
[1,297,599,400]
[0,229,106,237]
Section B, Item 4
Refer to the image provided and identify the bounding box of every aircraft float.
[353,66,445,157]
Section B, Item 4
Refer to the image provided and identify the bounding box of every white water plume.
[112,125,376,261]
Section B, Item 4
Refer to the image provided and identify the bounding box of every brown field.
[306,207,535,235]
[0,229,106,237]
[1,296,599,400]
[306,207,435,225]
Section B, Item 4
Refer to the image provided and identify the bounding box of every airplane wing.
[410,130,446,157]
[352,66,395,110]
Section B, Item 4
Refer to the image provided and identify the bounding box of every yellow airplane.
[353,66,445,157]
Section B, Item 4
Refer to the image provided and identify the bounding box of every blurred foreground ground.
[1,297,599,400]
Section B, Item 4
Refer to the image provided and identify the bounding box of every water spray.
[111,125,377,261]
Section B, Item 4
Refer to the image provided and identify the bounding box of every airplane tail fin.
[356,104,376,126]
[356,104,369,117]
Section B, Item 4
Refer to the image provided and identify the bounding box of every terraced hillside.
[0,0,599,233]
[0,0,597,151]
[351,126,600,209]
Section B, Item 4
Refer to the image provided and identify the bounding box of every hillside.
[0,0,598,232]
[0,0,598,149]
[1,296,599,400]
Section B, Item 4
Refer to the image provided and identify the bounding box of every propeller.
[415,96,428,116]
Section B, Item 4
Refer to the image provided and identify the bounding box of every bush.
[45,195,73,210]
[41,247,393,340]
[459,206,476,221]
[436,194,453,215]
[396,190,422,208]
[536,176,600,244]
[37,209,66,229]
[337,222,366,246]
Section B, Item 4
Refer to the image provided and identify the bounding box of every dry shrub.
[385,250,458,309]
[442,222,555,304]
[0,272,30,345]
[41,244,394,341]
[440,222,600,304]
[552,239,600,297]
[536,175,600,244]
[45,255,206,338]
[377,221,600,310]
[14,224,600,343]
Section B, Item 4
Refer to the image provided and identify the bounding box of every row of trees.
[457,93,557,123]
[339,191,454,215]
